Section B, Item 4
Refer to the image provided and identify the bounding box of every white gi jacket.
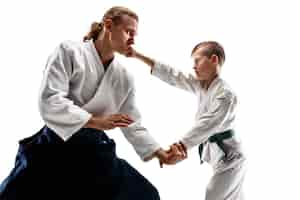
[152,61,243,168]
[38,40,161,160]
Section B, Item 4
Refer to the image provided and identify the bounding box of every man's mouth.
[127,40,134,45]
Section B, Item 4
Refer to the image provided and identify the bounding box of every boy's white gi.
[152,61,246,200]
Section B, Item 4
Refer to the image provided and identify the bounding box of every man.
[0,6,182,200]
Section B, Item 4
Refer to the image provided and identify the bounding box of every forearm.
[121,125,161,161]
[133,50,197,93]
[135,52,155,71]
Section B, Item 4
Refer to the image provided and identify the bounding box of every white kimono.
[152,61,246,200]
[38,40,161,161]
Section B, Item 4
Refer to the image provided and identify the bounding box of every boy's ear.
[210,54,219,65]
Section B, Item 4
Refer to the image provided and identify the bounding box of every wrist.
[143,148,163,161]
[84,116,98,129]
[154,148,165,158]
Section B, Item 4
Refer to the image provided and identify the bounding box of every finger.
[175,143,187,158]
[113,115,134,124]
[119,117,134,124]
[109,115,119,122]
[113,119,132,125]
[179,142,188,156]
[175,143,184,153]
[121,114,134,123]
[159,160,163,168]
[113,122,131,127]
[113,114,130,120]
[168,153,184,164]
[170,145,182,156]
[111,114,127,119]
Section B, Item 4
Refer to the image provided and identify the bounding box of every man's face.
[192,47,218,80]
[109,15,138,54]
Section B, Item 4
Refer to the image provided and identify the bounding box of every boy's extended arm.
[132,49,199,93]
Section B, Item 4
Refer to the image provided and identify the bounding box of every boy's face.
[192,47,219,81]
[108,15,138,55]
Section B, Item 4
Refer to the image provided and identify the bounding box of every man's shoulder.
[115,61,134,78]
[57,40,87,52]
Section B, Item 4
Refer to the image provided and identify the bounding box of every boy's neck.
[200,75,218,90]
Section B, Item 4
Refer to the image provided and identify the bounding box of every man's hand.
[154,148,173,168]
[85,114,134,130]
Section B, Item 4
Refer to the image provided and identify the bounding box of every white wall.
[0,0,299,199]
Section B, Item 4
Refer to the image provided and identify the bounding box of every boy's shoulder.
[214,78,237,100]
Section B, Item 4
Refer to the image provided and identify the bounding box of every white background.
[0,0,299,199]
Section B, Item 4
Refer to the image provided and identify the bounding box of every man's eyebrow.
[127,28,136,32]
[127,28,137,35]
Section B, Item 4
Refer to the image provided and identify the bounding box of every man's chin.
[120,47,130,54]
[116,49,126,55]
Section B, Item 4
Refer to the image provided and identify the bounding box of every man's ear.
[210,54,219,65]
[103,19,113,32]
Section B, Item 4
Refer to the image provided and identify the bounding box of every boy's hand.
[167,143,188,163]
[156,143,188,168]
[124,46,138,58]
[175,141,188,158]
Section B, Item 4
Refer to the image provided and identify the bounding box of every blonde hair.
[83,6,139,41]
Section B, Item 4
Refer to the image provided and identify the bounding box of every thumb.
[159,159,164,168]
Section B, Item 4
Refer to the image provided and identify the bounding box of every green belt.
[198,130,234,164]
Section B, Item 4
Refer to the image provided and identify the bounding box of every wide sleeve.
[38,43,92,141]
[180,90,236,150]
[119,87,161,161]
[151,61,200,94]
